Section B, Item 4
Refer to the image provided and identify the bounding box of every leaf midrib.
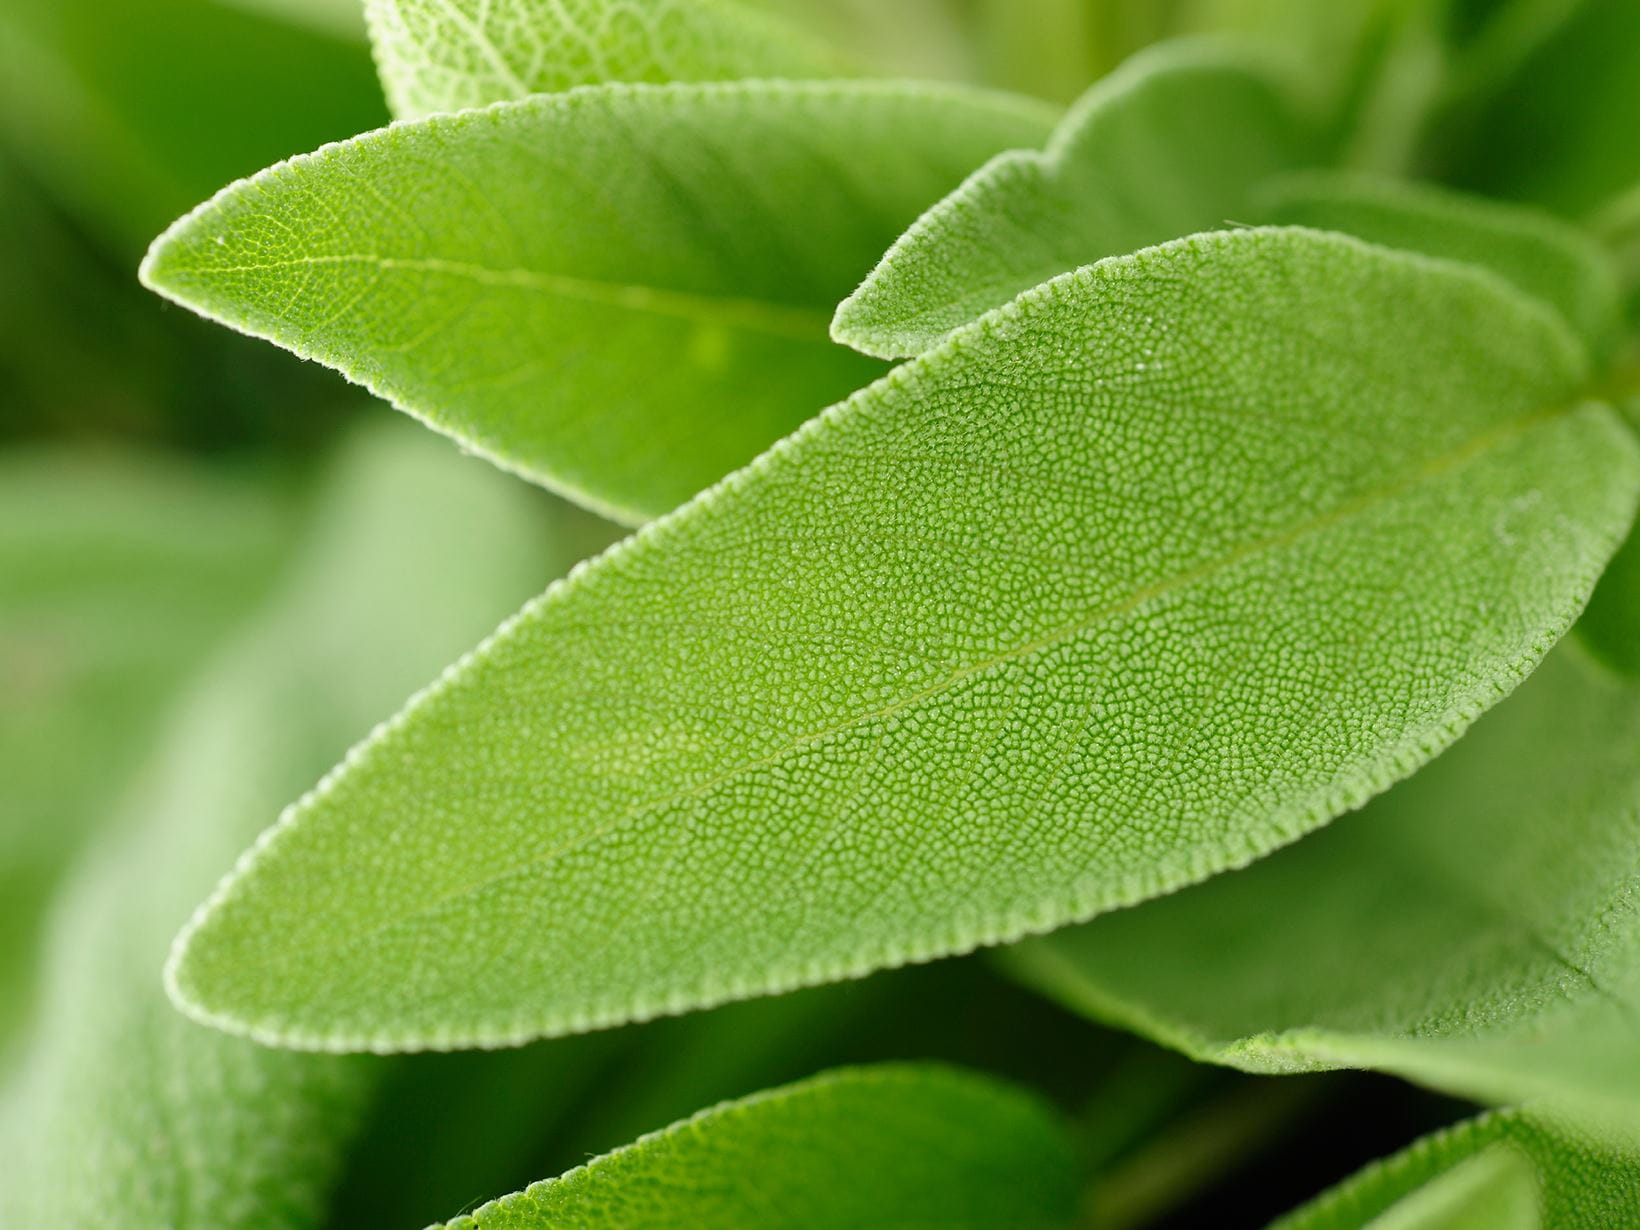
[178,252,838,343]
[198,392,1617,1012]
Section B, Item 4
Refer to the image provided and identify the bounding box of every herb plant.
[6,0,1640,1227]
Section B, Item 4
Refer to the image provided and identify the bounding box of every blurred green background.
[3,1,1635,1226]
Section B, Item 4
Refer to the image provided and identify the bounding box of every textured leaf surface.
[0,426,547,1227]
[432,1065,1079,1230]
[141,80,1055,523]
[365,0,837,120]
[1255,171,1624,355]
[1006,645,1640,1124]
[166,229,1639,1051]
[1273,1109,1640,1230]
[0,450,287,1052]
[831,41,1315,358]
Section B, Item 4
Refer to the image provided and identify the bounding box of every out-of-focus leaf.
[1577,403,1640,677]
[1007,646,1640,1127]
[164,229,1636,1052]
[432,1065,1080,1230]
[141,80,1056,523]
[1256,171,1623,355]
[832,41,1314,357]
[0,423,549,1227]
[0,449,288,1052]
[1273,1109,1640,1230]
[0,0,382,254]
[1438,0,1640,218]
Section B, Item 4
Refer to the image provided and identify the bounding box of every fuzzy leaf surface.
[0,426,548,1227]
[1007,646,1640,1125]
[141,80,1055,523]
[365,0,839,120]
[433,1065,1079,1230]
[163,229,1640,1052]
[831,41,1315,358]
[1255,171,1624,356]
[1273,1109,1640,1230]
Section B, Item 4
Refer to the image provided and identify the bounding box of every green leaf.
[1577,457,1640,677]
[0,424,549,1227]
[1005,645,1640,1126]
[0,0,383,255]
[365,0,840,121]
[831,40,1317,359]
[0,449,288,1052]
[140,80,1057,523]
[166,228,1638,1051]
[1255,171,1624,356]
[431,1065,1080,1230]
[1272,1109,1640,1230]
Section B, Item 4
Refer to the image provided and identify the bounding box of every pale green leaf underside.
[433,1065,1078,1230]
[140,80,1055,524]
[1255,171,1623,357]
[1273,1109,1640,1230]
[831,40,1316,358]
[166,229,1639,1052]
[0,426,548,1227]
[365,0,840,120]
[1006,646,1640,1126]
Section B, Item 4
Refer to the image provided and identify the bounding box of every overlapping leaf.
[1255,171,1623,356]
[365,0,839,120]
[1006,645,1640,1126]
[431,1065,1079,1230]
[1273,1108,1640,1230]
[140,80,1055,522]
[0,425,548,1227]
[831,40,1317,358]
[164,228,1638,1052]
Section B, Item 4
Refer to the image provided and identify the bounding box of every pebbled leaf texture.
[165,228,1640,1052]
[831,39,1316,358]
[140,80,1056,524]
[1273,1109,1640,1230]
[0,425,548,1228]
[1254,171,1624,357]
[431,1064,1079,1230]
[365,0,839,120]
[1005,645,1640,1127]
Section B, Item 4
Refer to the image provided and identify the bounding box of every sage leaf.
[140,80,1056,523]
[1578,479,1640,678]
[366,0,839,120]
[166,229,1638,1051]
[1005,646,1640,1127]
[830,40,1316,358]
[0,425,548,1227]
[1273,1109,1640,1230]
[1255,171,1624,357]
[431,1065,1079,1230]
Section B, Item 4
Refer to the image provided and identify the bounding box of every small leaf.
[1273,1109,1640,1230]
[1255,171,1624,356]
[140,80,1056,523]
[1005,645,1640,1126]
[166,229,1637,1051]
[365,0,841,120]
[0,425,549,1227]
[431,1065,1080,1230]
[831,40,1316,358]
